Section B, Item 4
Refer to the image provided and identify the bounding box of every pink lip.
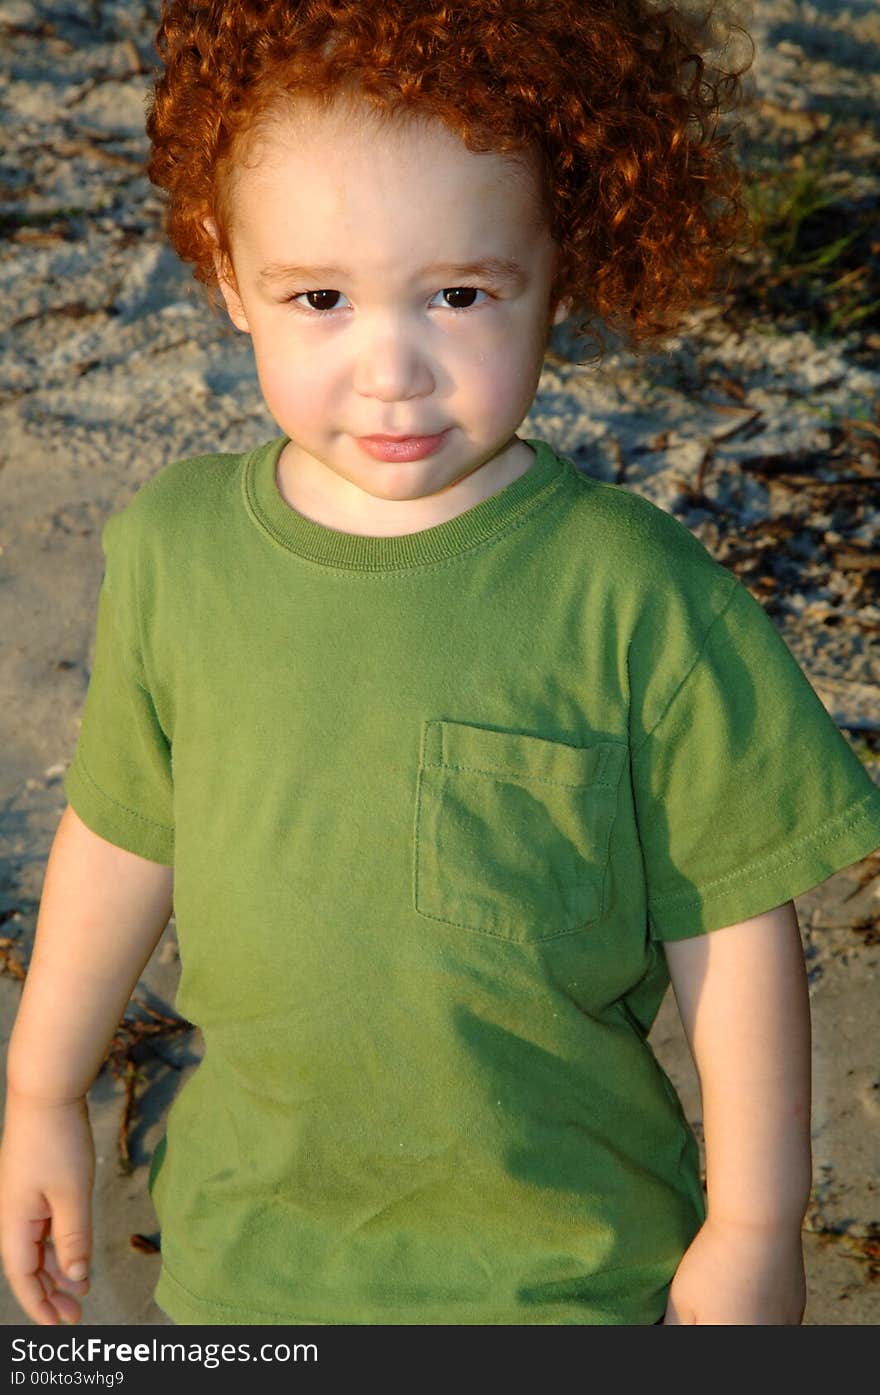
[362,433,444,441]
[357,430,449,462]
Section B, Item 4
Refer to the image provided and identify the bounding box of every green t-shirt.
[64,435,880,1325]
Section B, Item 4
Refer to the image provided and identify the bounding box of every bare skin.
[661,900,811,1324]
[0,806,173,1324]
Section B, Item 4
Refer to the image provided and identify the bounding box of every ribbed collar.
[241,435,569,571]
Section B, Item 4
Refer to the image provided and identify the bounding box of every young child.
[2,0,879,1328]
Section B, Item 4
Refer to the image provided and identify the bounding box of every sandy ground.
[1,0,879,1325]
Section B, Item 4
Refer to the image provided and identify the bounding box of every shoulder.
[561,462,737,607]
[102,443,250,549]
[556,462,746,731]
[97,438,278,585]
[95,439,272,615]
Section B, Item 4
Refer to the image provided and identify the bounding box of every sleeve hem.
[647,782,880,941]
[64,756,174,866]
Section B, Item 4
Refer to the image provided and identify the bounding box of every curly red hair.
[146,0,756,360]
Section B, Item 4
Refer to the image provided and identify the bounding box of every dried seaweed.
[104,997,194,1173]
[0,937,26,981]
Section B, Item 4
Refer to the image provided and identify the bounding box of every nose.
[353,319,434,402]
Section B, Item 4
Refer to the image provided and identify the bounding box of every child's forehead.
[220,97,549,260]
[232,90,543,193]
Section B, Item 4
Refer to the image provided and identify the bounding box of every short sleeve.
[631,577,880,940]
[64,515,174,865]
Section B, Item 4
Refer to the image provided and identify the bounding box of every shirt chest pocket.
[413,719,628,944]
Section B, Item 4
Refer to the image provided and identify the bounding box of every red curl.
[145,0,756,361]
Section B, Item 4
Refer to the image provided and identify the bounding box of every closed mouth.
[362,431,446,441]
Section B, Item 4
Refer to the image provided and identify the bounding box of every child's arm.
[0,804,174,1324]
[661,900,811,1325]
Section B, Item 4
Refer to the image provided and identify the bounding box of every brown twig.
[0,938,27,981]
[105,997,194,1172]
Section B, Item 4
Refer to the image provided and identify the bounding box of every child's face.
[207,98,570,526]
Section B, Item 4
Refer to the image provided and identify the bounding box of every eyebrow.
[258,257,528,286]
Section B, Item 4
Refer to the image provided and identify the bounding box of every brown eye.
[439,287,483,310]
[287,289,348,312]
[303,290,343,311]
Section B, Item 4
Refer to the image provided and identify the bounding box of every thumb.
[51,1194,92,1283]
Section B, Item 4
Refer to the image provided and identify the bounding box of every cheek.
[471,331,544,409]
[252,335,328,414]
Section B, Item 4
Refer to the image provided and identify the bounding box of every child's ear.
[202,217,251,334]
[551,296,573,327]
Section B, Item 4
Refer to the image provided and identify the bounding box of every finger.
[2,1209,88,1325]
[36,1248,89,1324]
[25,1259,83,1326]
[47,1193,91,1286]
[2,1213,50,1287]
[41,1242,90,1295]
[2,1216,62,1324]
[7,1266,65,1326]
[37,1279,83,1326]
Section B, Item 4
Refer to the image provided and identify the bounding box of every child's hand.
[0,1092,95,1324]
[662,1216,806,1324]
